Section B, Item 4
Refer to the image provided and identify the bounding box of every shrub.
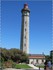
[3,60,13,68]
[12,62,16,68]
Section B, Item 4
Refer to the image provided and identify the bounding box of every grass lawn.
[36,65,44,68]
[15,64,32,69]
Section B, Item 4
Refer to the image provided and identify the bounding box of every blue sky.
[1,1,52,55]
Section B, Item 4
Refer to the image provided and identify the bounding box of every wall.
[29,58,45,64]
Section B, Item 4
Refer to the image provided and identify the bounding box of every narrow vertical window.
[42,59,44,62]
[36,59,38,63]
[25,21,27,24]
[25,36,26,39]
[25,28,26,31]
[24,44,26,47]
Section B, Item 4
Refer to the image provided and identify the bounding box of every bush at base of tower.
[0,47,29,68]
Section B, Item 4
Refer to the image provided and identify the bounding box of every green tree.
[0,48,29,63]
[45,55,51,61]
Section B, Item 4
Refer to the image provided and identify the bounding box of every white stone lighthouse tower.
[20,4,30,54]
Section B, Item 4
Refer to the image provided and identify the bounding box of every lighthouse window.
[25,36,26,39]
[24,44,26,46]
[25,21,27,27]
[25,21,27,24]
[25,29,26,31]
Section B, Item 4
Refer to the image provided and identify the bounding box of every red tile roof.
[29,54,45,59]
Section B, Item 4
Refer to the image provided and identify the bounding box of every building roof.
[29,54,45,59]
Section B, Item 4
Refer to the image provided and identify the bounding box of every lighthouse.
[20,4,30,54]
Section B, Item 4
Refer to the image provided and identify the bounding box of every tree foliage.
[0,48,29,63]
[45,55,51,61]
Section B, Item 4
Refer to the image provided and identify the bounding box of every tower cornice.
[21,8,30,13]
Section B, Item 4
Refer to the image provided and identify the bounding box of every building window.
[42,59,44,62]
[36,59,38,63]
